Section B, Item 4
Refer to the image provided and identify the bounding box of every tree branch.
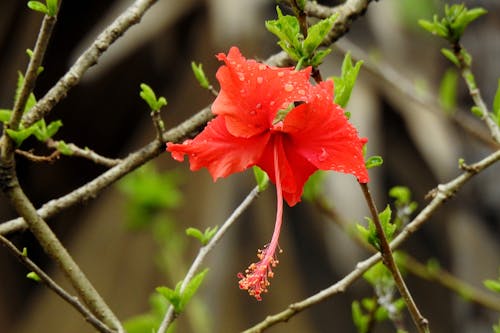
[157,186,261,333]
[242,148,500,332]
[21,0,160,128]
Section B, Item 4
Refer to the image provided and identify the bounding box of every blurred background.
[0,0,499,332]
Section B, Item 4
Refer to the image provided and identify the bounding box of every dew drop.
[270,101,275,106]
[256,103,262,109]
[298,89,306,95]
[257,76,264,84]
[238,73,245,81]
[318,148,329,162]
[249,110,257,115]
[259,64,266,70]
[277,71,285,77]
[284,84,294,92]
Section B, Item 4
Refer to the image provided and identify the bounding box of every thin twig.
[157,186,261,333]
[0,235,113,333]
[47,139,121,167]
[15,149,60,163]
[359,183,429,333]
[0,11,57,160]
[242,148,500,332]
[453,43,500,143]
[21,0,160,128]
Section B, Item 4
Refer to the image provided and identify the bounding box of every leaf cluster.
[156,269,209,315]
[418,4,487,44]
[266,6,337,68]
[352,297,406,333]
[140,83,167,112]
[332,53,363,108]
[357,205,394,251]
[27,0,58,17]
[1,72,62,146]
[185,226,218,246]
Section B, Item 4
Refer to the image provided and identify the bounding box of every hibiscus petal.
[282,80,369,183]
[167,116,270,180]
[213,47,312,138]
[257,135,317,206]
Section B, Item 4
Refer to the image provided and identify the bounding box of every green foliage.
[27,0,58,16]
[3,72,62,146]
[492,79,500,127]
[140,83,167,112]
[471,106,483,118]
[124,293,168,333]
[185,226,218,246]
[191,62,211,90]
[302,170,325,201]
[156,269,209,314]
[253,166,269,192]
[439,68,458,113]
[118,164,182,229]
[26,272,41,282]
[389,186,418,227]
[357,205,394,250]
[56,140,74,156]
[266,6,337,67]
[365,156,383,169]
[418,4,487,43]
[332,53,363,108]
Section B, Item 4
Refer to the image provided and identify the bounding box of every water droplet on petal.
[238,73,245,81]
[249,110,257,115]
[284,84,294,92]
[257,77,263,84]
[270,101,275,106]
[318,148,329,162]
[277,71,285,77]
[256,103,262,109]
[298,89,306,95]
[259,64,266,70]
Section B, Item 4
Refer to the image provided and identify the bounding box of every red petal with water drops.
[283,81,369,183]
[166,116,270,181]
[213,47,312,138]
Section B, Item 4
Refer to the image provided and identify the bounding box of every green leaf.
[203,226,218,245]
[56,140,74,155]
[379,205,396,241]
[27,1,48,15]
[484,279,500,293]
[191,62,210,89]
[471,106,483,118]
[185,227,204,243]
[253,166,269,192]
[439,68,458,113]
[389,186,411,204]
[0,109,12,123]
[492,79,500,126]
[332,53,363,108]
[156,286,181,313]
[6,127,35,146]
[46,0,58,16]
[265,7,302,61]
[351,301,369,333]
[303,14,337,56]
[36,119,63,141]
[140,83,167,111]
[26,272,41,282]
[178,269,208,313]
[365,155,383,169]
[440,48,459,67]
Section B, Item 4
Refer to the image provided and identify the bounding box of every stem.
[0,13,57,161]
[0,235,113,333]
[359,183,429,333]
[157,186,261,333]
[2,174,123,332]
[453,43,500,143]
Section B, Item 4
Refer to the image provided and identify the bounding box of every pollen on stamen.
[237,246,282,301]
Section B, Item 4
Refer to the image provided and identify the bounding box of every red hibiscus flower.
[167,47,368,300]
